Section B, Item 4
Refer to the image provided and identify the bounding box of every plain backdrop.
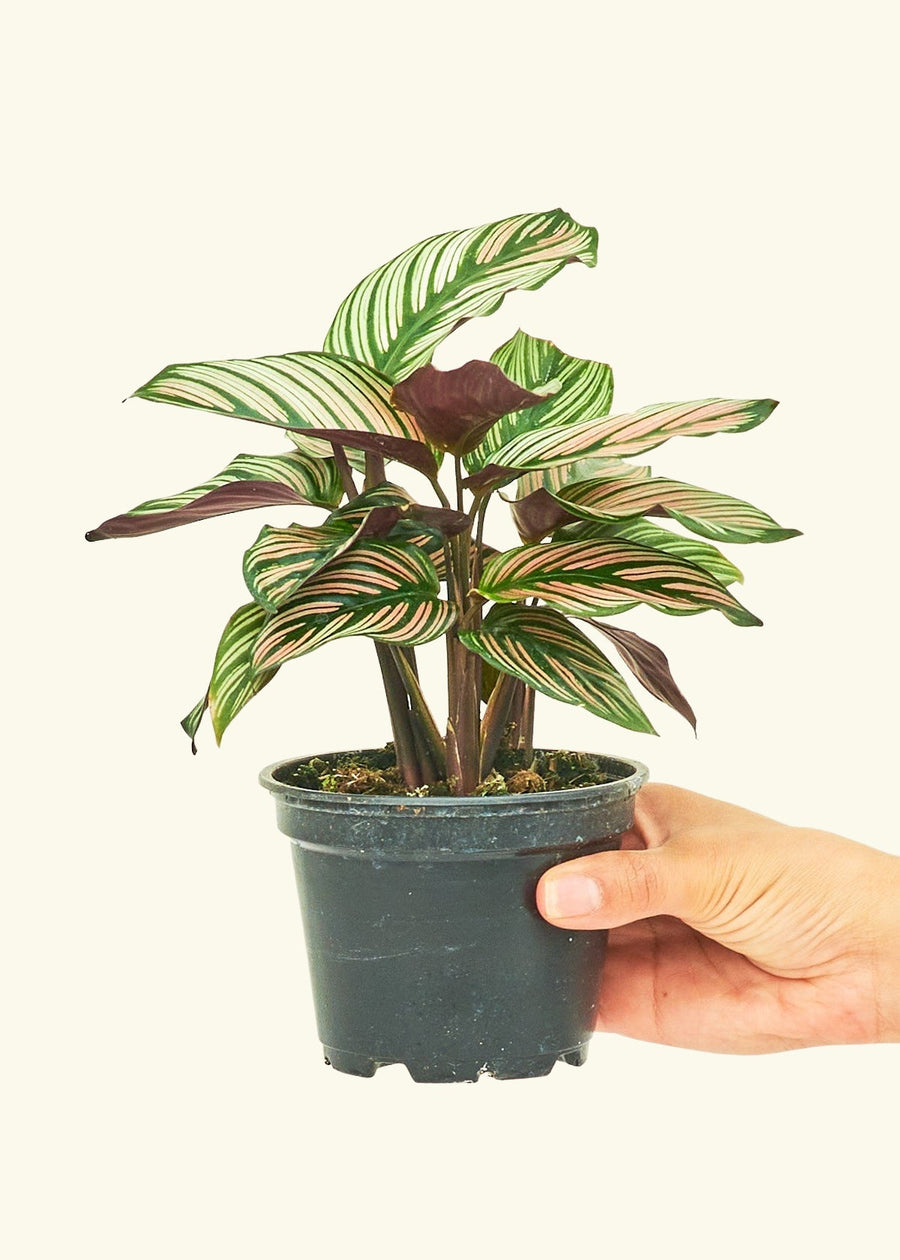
[4,1,898,1257]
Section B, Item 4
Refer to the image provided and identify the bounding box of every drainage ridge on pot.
[261,750,648,1083]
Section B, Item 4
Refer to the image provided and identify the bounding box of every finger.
[636,782,776,843]
[536,841,701,930]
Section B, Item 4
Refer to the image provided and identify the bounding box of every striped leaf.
[554,472,799,544]
[326,482,414,527]
[559,517,745,589]
[509,461,651,542]
[485,397,779,473]
[243,521,363,610]
[183,603,280,747]
[590,622,697,731]
[459,605,655,733]
[86,450,342,540]
[243,484,417,609]
[251,541,456,671]
[134,351,437,474]
[512,456,651,502]
[180,695,209,753]
[286,428,366,472]
[477,538,760,626]
[323,209,598,381]
[465,331,614,472]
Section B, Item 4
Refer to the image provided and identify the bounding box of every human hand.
[536,784,900,1053]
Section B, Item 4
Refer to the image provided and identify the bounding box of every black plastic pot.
[260,750,647,1082]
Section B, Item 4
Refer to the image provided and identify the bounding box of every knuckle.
[619,853,663,915]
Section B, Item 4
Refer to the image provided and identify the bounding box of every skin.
[536,784,900,1053]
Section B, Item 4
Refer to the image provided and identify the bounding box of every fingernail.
[543,875,603,920]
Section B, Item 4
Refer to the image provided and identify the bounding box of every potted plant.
[87,208,797,1081]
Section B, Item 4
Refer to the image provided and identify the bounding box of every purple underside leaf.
[391,361,551,457]
[312,428,438,477]
[509,487,575,542]
[461,463,521,493]
[86,480,316,540]
[358,504,470,538]
[588,622,697,732]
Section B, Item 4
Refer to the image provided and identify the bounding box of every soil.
[279,745,620,796]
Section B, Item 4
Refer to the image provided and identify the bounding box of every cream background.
[4,1,898,1257]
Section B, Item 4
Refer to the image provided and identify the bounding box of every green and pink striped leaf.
[286,428,366,472]
[509,461,650,542]
[484,397,779,474]
[323,209,598,381]
[555,517,744,589]
[86,450,343,540]
[251,541,456,671]
[459,605,655,733]
[243,520,364,610]
[553,472,799,544]
[464,330,614,472]
[133,351,438,475]
[477,538,760,625]
[512,456,651,502]
[326,482,415,528]
[182,602,280,747]
[589,622,697,731]
[242,483,457,610]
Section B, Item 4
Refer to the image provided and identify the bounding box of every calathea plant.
[88,208,797,796]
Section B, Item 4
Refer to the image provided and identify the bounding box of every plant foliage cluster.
[88,209,797,794]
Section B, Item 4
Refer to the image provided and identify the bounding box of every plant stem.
[374,642,423,789]
[479,670,520,781]
[331,443,358,501]
[472,494,490,588]
[390,646,447,779]
[501,678,526,749]
[429,477,452,510]
[364,452,386,488]
[444,455,481,794]
[520,685,535,759]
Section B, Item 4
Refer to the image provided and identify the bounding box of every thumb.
[537,843,698,929]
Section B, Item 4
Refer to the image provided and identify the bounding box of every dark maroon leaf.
[357,506,406,537]
[358,503,470,541]
[510,488,575,542]
[313,428,438,478]
[85,481,307,541]
[407,504,470,535]
[590,621,697,732]
[461,463,521,493]
[391,361,550,457]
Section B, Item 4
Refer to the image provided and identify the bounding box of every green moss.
[281,746,618,796]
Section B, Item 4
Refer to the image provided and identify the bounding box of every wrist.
[873,853,900,1043]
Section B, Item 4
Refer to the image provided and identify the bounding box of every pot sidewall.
[262,750,647,1080]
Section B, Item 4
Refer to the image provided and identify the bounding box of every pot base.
[323,1042,589,1082]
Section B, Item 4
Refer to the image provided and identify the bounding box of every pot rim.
[259,747,649,816]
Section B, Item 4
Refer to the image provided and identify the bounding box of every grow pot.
[260,750,647,1083]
